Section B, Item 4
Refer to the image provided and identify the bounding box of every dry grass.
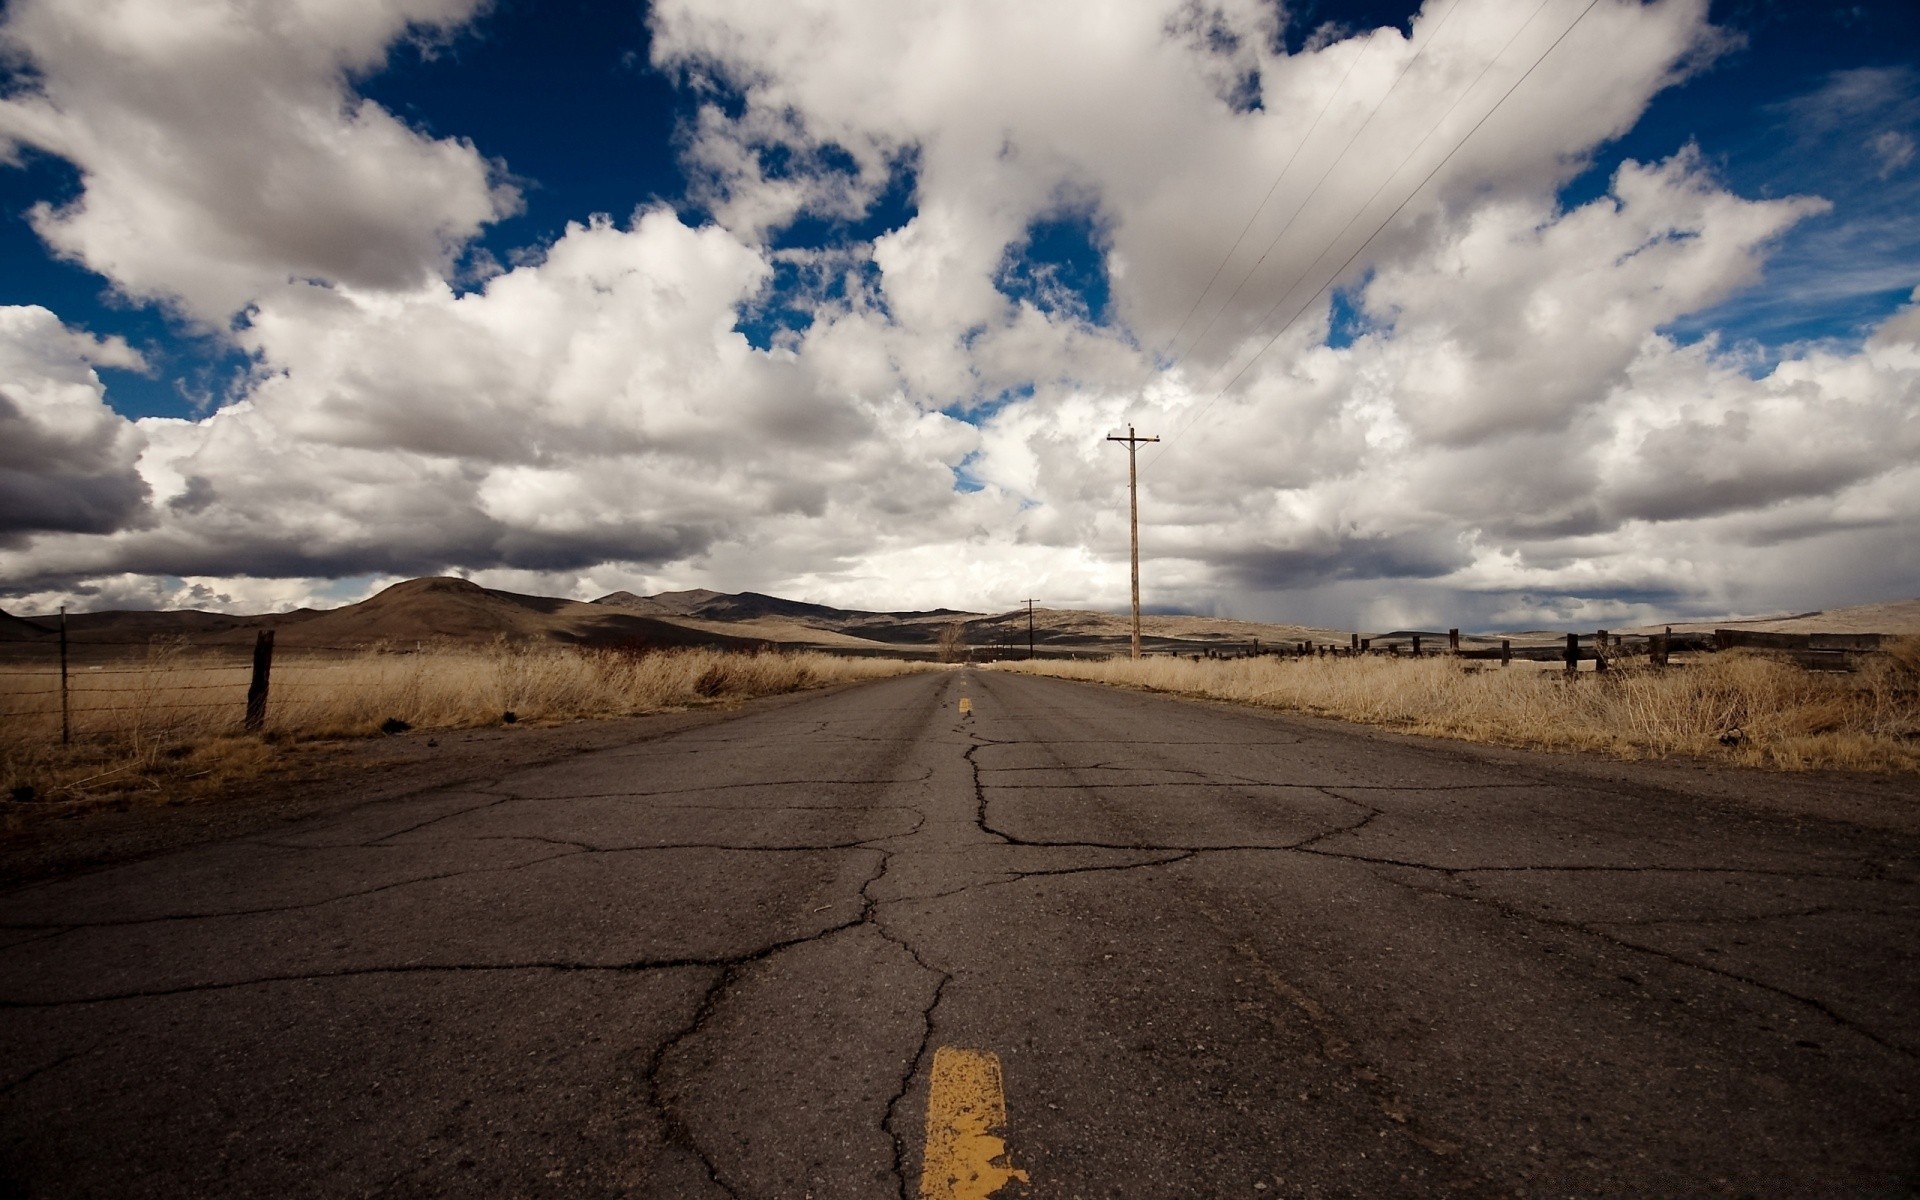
[1,642,933,820]
[998,640,1920,773]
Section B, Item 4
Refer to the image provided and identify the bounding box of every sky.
[1,0,1917,631]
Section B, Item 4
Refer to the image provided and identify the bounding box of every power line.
[1164,0,1473,373]
[1151,32,1380,368]
[1150,0,1597,466]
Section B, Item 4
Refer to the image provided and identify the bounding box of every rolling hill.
[12,579,1916,659]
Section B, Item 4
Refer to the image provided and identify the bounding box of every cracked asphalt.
[2,667,1917,1198]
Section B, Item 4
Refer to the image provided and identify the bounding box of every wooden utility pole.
[1105,425,1159,660]
[1020,599,1038,661]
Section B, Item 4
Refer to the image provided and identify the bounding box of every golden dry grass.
[998,641,1920,773]
[1,642,933,819]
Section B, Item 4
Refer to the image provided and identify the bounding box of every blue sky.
[1,0,1917,627]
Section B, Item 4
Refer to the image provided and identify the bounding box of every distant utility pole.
[1020,599,1038,661]
[1105,424,1159,660]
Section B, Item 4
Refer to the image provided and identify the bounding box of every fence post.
[1594,629,1609,674]
[1360,637,1370,653]
[1448,628,1460,655]
[1500,638,1511,666]
[1564,632,1578,676]
[1411,634,1422,657]
[1350,632,1359,654]
[1652,626,1670,667]
[245,629,275,733]
[59,606,70,747]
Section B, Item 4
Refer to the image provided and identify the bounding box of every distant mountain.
[1623,599,1920,638]
[593,588,732,617]
[18,578,761,652]
[15,579,1913,659]
[279,577,760,650]
[593,588,857,622]
[589,590,669,615]
[23,606,315,645]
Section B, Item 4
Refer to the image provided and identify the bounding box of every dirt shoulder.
[1164,689,1920,836]
[0,687,841,890]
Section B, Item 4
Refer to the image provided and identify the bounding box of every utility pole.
[1105,424,1159,660]
[1020,599,1038,661]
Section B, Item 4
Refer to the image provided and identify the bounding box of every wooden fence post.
[1652,626,1670,667]
[1564,632,1578,676]
[59,606,70,747]
[1500,638,1511,666]
[1594,629,1609,674]
[245,629,275,733]
[1412,634,1422,657]
[1350,633,1359,654]
[1448,628,1460,655]
[1360,638,1371,653]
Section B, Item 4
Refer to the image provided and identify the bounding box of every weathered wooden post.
[1594,629,1609,674]
[1500,638,1511,666]
[245,629,275,733]
[1412,634,1422,657]
[59,606,70,747]
[1448,628,1460,655]
[1360,638,1371,653]
[1652,626,1670,667]
[1350,633,1359,654]
[1564,632,1579,676]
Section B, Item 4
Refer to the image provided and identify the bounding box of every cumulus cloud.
[0,0,518,326]
[2,0,1916,627]
[0,306,151,545]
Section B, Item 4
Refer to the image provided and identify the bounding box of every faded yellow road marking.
[921,1047,1027,1199]
[958,697,972,714]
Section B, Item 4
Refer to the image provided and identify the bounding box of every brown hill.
[20,579,1914,660]
[589,590,673,616]
[279,577,760,650]
[1623,598,1920,638]
[594,588,731,617]
[28,607,314,646]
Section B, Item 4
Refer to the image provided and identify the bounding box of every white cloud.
[1872,129,1915,178]
[0,0,517,326]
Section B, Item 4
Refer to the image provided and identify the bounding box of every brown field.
[1,643,935,820]
[996,641,1920,773]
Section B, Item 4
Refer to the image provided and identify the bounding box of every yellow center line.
[958,697,972,714]
[921,1047,1027,1199]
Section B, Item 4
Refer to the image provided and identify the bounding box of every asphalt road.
[2,668,1917,1198]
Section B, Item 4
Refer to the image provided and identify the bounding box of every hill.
[1624,598,1920,638]
[278,578,761,650]
[12,580,1913,660]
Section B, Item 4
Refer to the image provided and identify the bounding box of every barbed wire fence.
[4,614,1896,762]
[0,625,467,750]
